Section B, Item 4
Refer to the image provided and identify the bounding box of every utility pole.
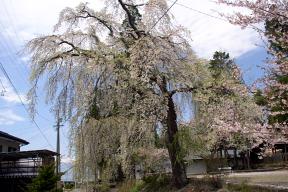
[54,116,63,175]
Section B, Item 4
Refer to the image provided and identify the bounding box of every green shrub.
[95,183,110,192]
[130,181,144,192]
[142,174,171,192]
[27,164,62,192]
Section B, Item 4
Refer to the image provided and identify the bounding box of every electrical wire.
[0,77,6,93]
[169,0,229,22]
[0,61,54,149]
[148,0,179,32]
[2,0,27,47]
[129,0,178,53]
[168,0,265,33]
[1,0,29,75]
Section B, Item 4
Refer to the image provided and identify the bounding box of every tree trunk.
[233,148,238,169]
[166,95,187,188]
[246,151,250,169]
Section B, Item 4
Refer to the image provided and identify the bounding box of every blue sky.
[0,0,267,169]
[237,47,267,85]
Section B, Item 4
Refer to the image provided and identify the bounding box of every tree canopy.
[218,0,288,131]
[26,0,210,188]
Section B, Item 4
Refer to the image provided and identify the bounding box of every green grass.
[141,174,172,192]
[226,181,255,192]
[118,180,144,192]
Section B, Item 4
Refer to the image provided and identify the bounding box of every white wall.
[0,137,21,152]
[186,160,207,175]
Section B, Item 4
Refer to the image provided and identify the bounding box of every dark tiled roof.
[0,131,29,145]
[0,149,59,161]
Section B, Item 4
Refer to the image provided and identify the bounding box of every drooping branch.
[42,41,100,64]
[77,9,115,36]
[55,4,115,37]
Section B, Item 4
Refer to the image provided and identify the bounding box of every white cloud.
[0,0,261,59]
[0,77,28,104]
[61,155,75,164]
[0,109,25,125]
[170,0,261,58]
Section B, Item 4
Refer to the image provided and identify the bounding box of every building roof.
[0,131,29,145]
[0,150,59,161]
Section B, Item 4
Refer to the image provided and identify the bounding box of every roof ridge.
[0,131,29,145]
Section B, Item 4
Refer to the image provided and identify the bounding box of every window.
[8,147,16,152]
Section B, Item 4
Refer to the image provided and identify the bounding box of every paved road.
[226,170,288,189]
[189,169,288,189]
[70,170,288,191]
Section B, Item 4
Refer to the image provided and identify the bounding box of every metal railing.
[0,158,42,178]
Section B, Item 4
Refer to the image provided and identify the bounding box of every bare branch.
[118,0,142,38]
[170,87,198,96]
[77,9,114,36]
[123,2,147,7]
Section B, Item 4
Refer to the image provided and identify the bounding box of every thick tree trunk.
[246,150,250,169]
[233,148,238,169]
[166,95,187,188]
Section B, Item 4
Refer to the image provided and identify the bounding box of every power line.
[0,20,29,74]
[27,126,51,140]
[129,0,178,53]
[0,0,29,75]
[2,0,27,47]
[0,22,50,102]
[169,0,229,22]
[36,112,54,123]
[0,77,6,94]
[0,2,30,87]
[0,61,54,149]
[169,1,265,33]
[0,31,30,86]
[148,0,179,32]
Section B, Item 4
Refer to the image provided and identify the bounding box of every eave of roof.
[0,131,29,145]
[0,149,59,161]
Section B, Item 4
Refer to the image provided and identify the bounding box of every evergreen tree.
[27,165,61,192]
[219,0,288,130]
[265,18,288,126]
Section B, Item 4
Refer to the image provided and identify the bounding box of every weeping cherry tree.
[26,0,210,188]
